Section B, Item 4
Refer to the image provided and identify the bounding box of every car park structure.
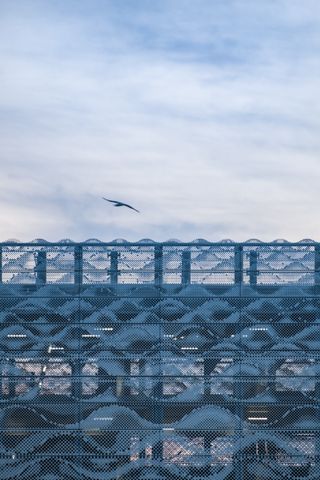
[0,239,319,479]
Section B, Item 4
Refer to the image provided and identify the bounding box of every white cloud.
[0,0,319,241]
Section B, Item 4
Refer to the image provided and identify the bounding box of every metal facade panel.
[0,242,319,479]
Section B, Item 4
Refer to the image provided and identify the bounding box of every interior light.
[248,417,268,421]
[94,417,113,421]
[7,334,27,338]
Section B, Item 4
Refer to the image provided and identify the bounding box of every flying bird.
[102,197,140,213]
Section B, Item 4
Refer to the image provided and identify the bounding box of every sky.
[0,0,320,242]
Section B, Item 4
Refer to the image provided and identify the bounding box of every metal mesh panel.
[0,241,319,479]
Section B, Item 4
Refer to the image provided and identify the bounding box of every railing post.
[35,251,47,285]
[154,245,163,287]
[109,251,119,285]
[315,244,320,288]
[234,245,243,285]
[181,250,191,285]
[74,245,83,286]
[249,251,258,286]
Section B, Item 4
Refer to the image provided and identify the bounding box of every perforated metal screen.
[0,241,319,479]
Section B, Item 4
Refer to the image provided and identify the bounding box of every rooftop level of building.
[0,240,320,287]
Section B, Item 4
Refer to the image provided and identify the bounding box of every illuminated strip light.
[181,347,198,350]
[82,334,100,338]
[7,334,27,338]
[163,427,174,431]
[94,327,113,331]
[248,417,268,421]
[48,345,64,353]
[94,417,113,421]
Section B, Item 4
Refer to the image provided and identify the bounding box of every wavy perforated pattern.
[0,242,319,479]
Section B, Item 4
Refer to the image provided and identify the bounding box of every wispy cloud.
[0,0,319,241]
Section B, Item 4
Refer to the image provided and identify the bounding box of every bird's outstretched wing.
[102,197,140,213]
[102,198,120,205]
[122,203,140,213]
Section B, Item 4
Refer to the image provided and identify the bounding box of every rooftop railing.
[0,241,319,286]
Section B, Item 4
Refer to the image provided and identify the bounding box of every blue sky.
[0,0,320,241]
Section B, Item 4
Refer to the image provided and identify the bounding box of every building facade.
[0,240,319,479]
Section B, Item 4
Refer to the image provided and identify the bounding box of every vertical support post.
[74,246,82,408]
[315,245,320,289]
[234,245,243,480]
[0,246,2,283]
[314,245,320,476]
[153,379,164,461]
[36,251,47,285]
[7,362,15,399]
[109,251,119,285]
[154,242,163,463]
[234,376,243,480]
[249,251,258,286]
[203,357,213,473]
[154,245,163,287]
[316,379,320,471]
[234,245,243,285]
[74,245,83,286]
[117,359,130,397]
[8,376,15,398]
[71,359,82,399]
[182,250,191,286]
[204,358,215,399]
